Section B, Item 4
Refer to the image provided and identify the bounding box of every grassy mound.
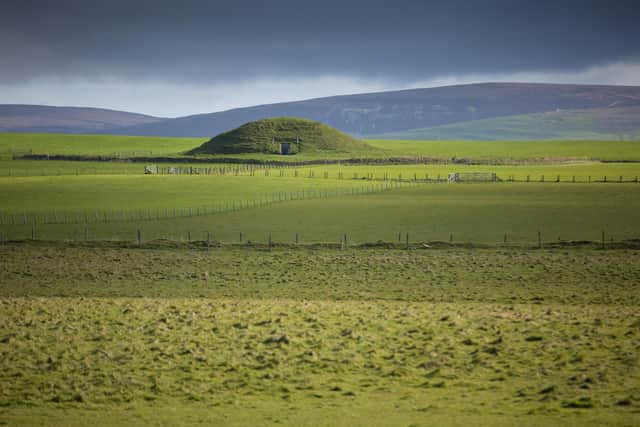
[188,117,372,155]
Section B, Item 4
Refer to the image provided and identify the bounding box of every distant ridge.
[2,83,640,139]
[105,83,640,138]
[370,107,640,141]
[0,105,163,134]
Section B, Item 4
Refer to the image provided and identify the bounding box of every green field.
[1,183,639,243]
[1,132,639,426]
[0,133,205,156]
[2,132,640,162]
[0,246,638,426]
[3,160,640,182]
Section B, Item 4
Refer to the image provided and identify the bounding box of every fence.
[0,227,636,251]
[0,180,407,227]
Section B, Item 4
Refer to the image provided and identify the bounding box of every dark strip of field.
[2,245,638,304]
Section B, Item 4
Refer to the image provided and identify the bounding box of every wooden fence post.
[537,230,542,249]
[295,233,299,244]
[240,231,243,243]
[137,229,141,246]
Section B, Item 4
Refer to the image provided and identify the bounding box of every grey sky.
[1,0,639,116]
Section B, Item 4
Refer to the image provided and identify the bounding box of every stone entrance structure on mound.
[273,136,301,155]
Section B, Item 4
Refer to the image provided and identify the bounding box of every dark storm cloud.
[1,0,639,84]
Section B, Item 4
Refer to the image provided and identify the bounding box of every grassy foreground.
[0,246,639,426]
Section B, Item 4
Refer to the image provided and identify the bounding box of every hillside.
[0,105,163,134]
[189,117,372,155]
[370,107,640,141]
[107,83,640,137]
[3,83,640,139]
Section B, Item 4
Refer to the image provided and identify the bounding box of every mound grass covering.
[189,117,373,155]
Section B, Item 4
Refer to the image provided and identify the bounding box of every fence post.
[601,231,605,250]
[406,232,409,250]
[137,229,141,246]
[449,233,453,243]
[537,230,542,249]
[188,231,191,242]
[240,232,243,243]
[295,233,299,244]
[503,233,507,244]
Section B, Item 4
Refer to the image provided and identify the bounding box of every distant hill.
[2,83,640,139]
[370,107,640,141]
[0,105,163,134]
[189,117,372,155]
[108,83,640,137]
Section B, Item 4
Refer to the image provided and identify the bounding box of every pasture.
[0,246,639,426]
[2,132,640,161]
[0,132,639,426]
[2,183,640,243]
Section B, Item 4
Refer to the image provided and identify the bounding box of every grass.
[1,131,639,426]
[0,246,638,426]
[3,159,640,181]
[365,139,640,161]
[189,117,374,155]
[0,133,205,156]
[0,173,390,215]
[2,132,640,162]
[2,183,639,243]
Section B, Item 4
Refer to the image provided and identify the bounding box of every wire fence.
[0,180,408,227]
[0,227,637,250]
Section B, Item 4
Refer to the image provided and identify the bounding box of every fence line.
[0,180,410,227]
[0,226,637,250]
[2,161,639,185]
